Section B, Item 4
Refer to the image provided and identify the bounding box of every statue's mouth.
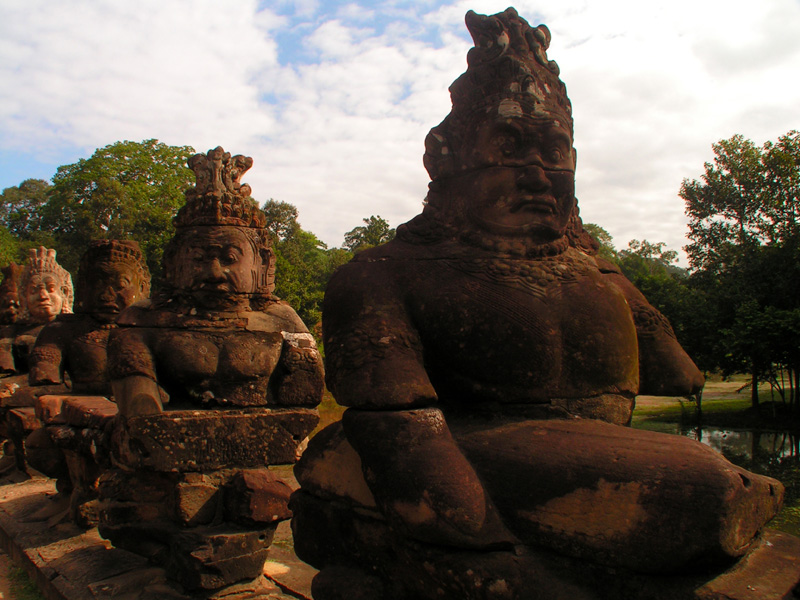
[95,303,119,313]
[196,283,230,293]
[510,195,556,214]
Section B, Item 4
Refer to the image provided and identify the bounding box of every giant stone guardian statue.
[291,8,795,600]
[100,147,324,593]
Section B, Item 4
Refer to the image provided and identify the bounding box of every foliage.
[343,215,395,253]
[0,225,20,267]
[0,179,56,261]
[582,223,618,263]
[681,131,800,408]
[44,139,196,277]
[263,199,352,333]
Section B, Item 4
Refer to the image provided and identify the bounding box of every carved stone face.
[86,262,146,322]
[0,294,19,324]
[458,115,576,240]
[172,226,259,308]
[26,273,65,322]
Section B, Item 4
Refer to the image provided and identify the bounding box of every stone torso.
[28,316,116,394]
[325,241,639,422]
[110,300,319,409]
[409,250,639,406]
[149,328,282,406]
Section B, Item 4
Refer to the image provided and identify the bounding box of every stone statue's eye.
[549,148,563,162]
[493,132,518,157]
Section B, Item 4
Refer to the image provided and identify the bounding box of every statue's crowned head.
[75,240,151,322]
[20,247,73,324]
[163,147,275,310]
[404,8,588,255]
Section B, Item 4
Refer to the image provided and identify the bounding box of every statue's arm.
[107,328,169,416]
[273,307,325,407]
[598,261,704,396]
[28,325,65,386]
[324,263,514,549]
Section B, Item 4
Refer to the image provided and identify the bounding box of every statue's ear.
[258,247,276,293]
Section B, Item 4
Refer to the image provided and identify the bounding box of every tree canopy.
[343,215,395,253]
[262,199,352,333]
[43,139,196,276]
[680,130,800,407]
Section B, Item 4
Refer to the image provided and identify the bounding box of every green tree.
[43,139,195,277]
[0,225,20,268]
[262,199,353,333]
[343,215,395,253]
[0,179,50,238]
[681,131,800,409]
[582,223,618,263]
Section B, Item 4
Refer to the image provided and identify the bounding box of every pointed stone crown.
[174,146,267,229]
[424,8,573,180]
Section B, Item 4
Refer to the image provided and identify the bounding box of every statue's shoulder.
[116,299,155,327]
[246,301,309,334]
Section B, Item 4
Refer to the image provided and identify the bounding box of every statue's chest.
[68,328,112,378]
[407,257,636,390]
[155,329,284,381]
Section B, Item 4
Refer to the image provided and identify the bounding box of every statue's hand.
[113,375,169,417]
[343,407,516,549]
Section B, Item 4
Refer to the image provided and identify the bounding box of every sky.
[1,0,799,263]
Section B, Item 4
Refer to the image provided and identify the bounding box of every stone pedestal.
[99,407,317,591]
[28,394,117,526]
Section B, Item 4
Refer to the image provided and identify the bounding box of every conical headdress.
[20,246,74,318]
[423,7,572,181]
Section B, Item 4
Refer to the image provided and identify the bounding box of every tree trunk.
[751,367,759,409]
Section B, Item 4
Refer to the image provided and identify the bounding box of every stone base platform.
[0,474,317,600]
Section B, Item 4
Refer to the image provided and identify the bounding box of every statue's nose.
[517,165,551,192]
[204,258,226,282]
[99,285,115,302]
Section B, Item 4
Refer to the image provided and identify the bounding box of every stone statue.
[0,263,23,374]
[0,247,73,377]
[100,147,324,593]
[28,240,151,394]
[21,240,151,524]
[291,9,793,599]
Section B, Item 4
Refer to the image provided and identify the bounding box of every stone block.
[113,407,318,471]
[61,395,117,428]
[224,468,292,526]
[98,469,177,504]
[7,406,42,435]
[174,480,221,526]
[168,525,276,590]
[36,394,66,423]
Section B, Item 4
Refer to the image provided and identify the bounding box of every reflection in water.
[682,426,800,463]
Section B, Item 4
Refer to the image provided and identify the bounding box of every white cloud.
[1,0,799,263]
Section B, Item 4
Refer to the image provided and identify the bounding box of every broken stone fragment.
[224,468,293,526]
